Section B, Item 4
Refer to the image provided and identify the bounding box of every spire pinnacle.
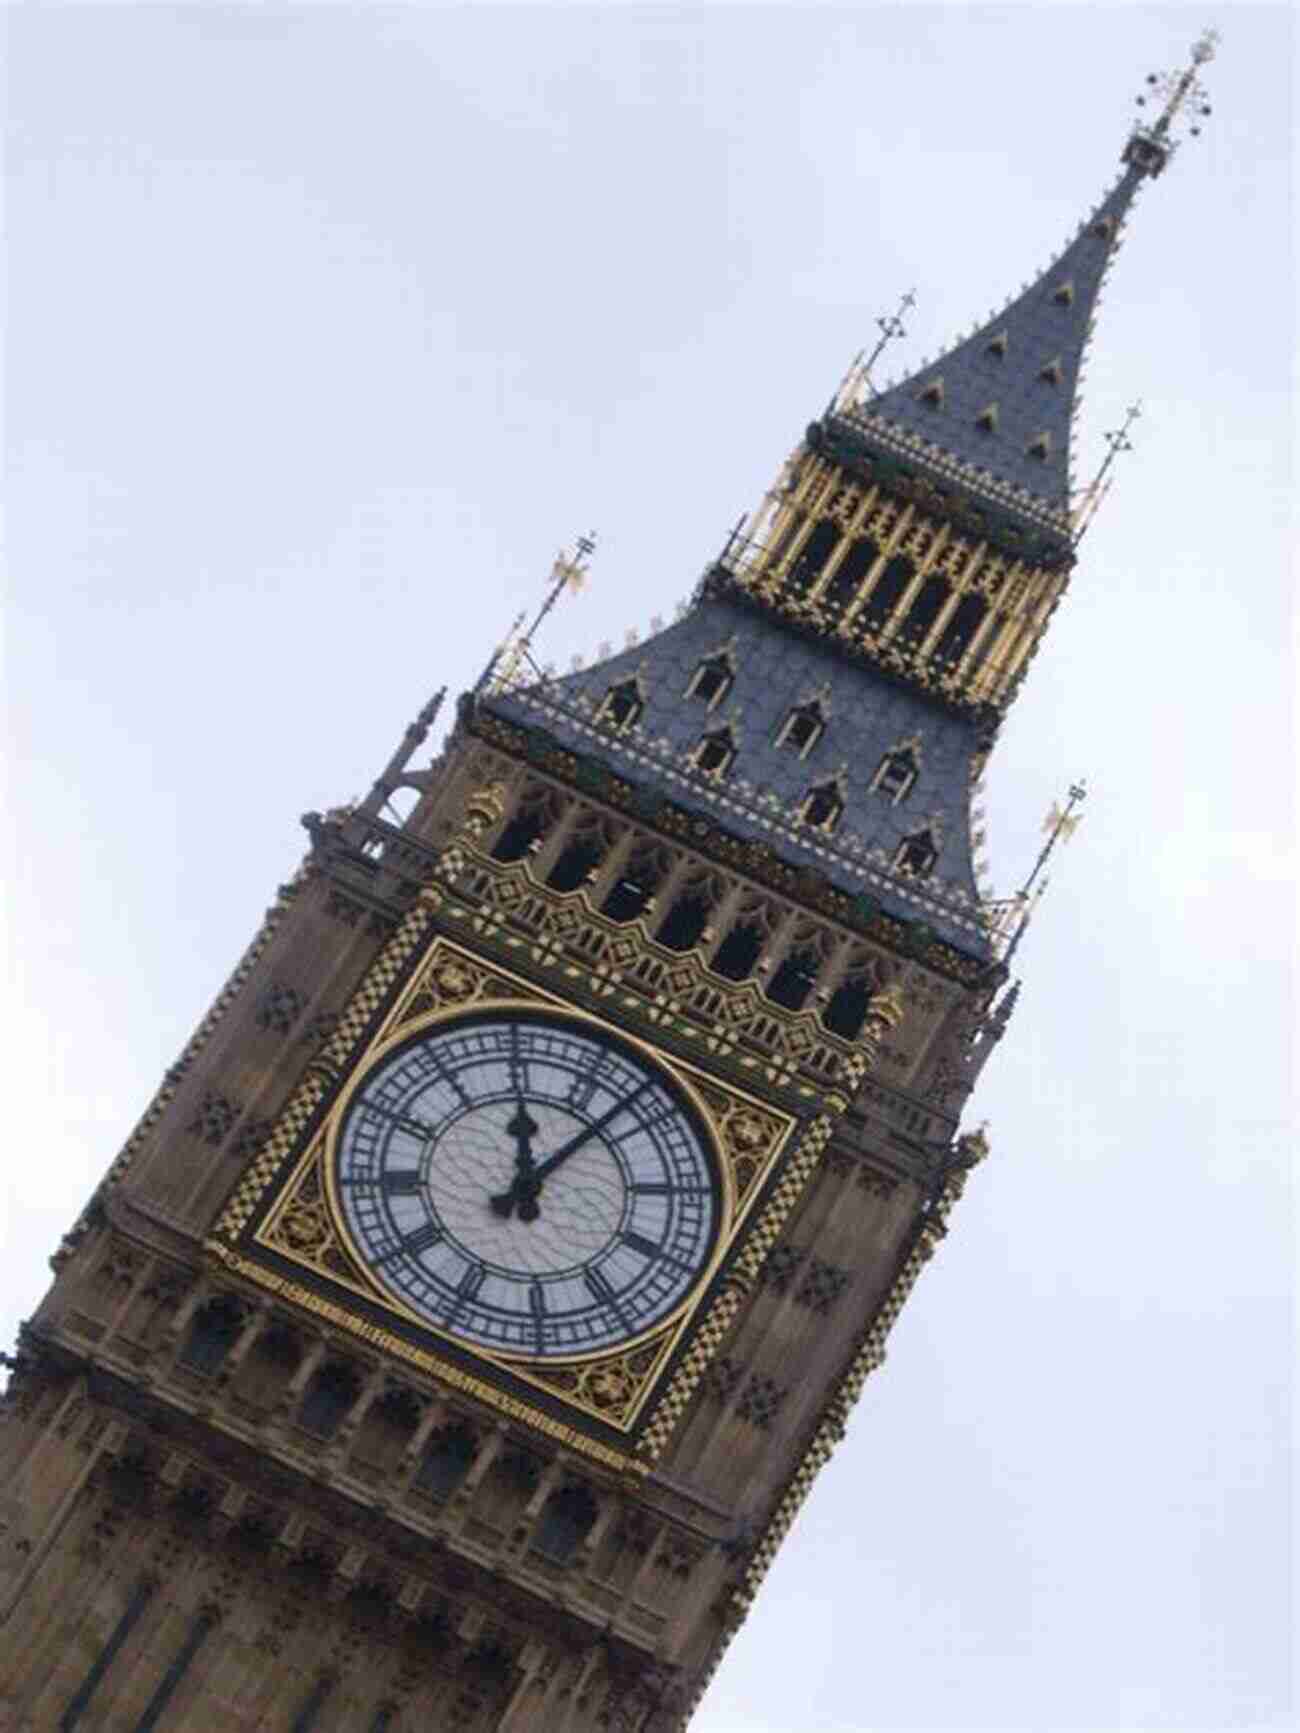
[1123,28,1219,178]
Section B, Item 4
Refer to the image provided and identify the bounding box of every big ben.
[0,24,1226,1733]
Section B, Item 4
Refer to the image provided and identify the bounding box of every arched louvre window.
[692,727,736,778]
[823,975,873,1041]
[490,785,559,863]
[656,882,715,953]
[800,780,844,833]
[598,677,643,732]
[776,700,826,758]
[601,841,670,924]
[532,1483,599,1564]
[765,946,820,1012]
[710,920,763,983]
[872,746,919,805]
[686,652,734,709]
[894,827,940,878]
[547,816,611,894]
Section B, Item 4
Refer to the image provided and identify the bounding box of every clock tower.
[0,38,1214,1733]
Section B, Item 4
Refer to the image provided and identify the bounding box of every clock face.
[330,1009,722,1359]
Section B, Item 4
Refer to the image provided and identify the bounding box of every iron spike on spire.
[1124,28,1219,178]
[830,287,917,413]
[1071,399,1142,541]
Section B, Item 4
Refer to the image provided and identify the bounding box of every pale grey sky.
[3,5,1293,1731]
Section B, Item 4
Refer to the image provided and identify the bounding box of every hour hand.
[491,1102,541,1220]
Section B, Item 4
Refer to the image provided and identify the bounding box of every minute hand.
[531,1083,653,1186]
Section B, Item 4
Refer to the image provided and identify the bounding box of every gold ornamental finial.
[831,287,917,412]
[1072,400,1142,541]
[475,532,596,695]
[1002,780,1087,963]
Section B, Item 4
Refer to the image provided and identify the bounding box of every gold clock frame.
[213,935,800,1461]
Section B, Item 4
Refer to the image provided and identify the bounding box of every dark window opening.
[694,728,735,777]
[821,536,879,614]
[785,520,839,596]
[599,679,643,732]
[533,1484,599,1563]
[416,1422,478,1501]
[547,836,604,893]
[824,978,872,1041]
[894,575,951,650]
[179,1295,244,1376]
[766,947,820,1012]
[874,748,919,804]
[711,921,763,982]
[298,1362,360,1439]
[801,781,844,832]
[656,892,711,953]
[688,654,734,708]
[857,554,914,634]
[895,829,939,877]
[778,702,825,756]
[930,593,988,669]
[491,809,548,863]
[601,850,666,924]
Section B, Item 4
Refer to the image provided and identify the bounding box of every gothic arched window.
[823,976,873,1041]
[178,1294,244,1376]
[686,652,734,709]
[894,827,940,878]
[930,592,988,669]
[490,785,559,864]
[776,700,826,758]
[598,677,643,733]
[656,887,713,953]
[532,1483,599,1564]
[785,520,839,596]
[692,727,736,778]
[416,1421,478,1501]
[872,746,919,805]
[710,920,764,983]
[821,535,879,614]
[894,575,951,650]
[800,780,844,833]
[297,1361,361,1439]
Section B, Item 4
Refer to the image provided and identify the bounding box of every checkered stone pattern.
[759,1244,804,1292]
[733,1147,987,1620]
[635,1113,836,1465]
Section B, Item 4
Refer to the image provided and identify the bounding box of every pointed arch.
[776,698,826,758]
[686,650,735,709]
[597,676,644,733]
[692,725,737,779]
[799,778,844,834]
[894,826,940,878]
[871,742,921,804]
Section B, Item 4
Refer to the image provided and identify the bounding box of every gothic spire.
[831,29,1218,544]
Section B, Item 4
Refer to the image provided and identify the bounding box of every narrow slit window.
[821,536,879,614]
[930,593,988,669]
[894,828,939,878]
[598,678,643,732]
[777,701,826,758]
[687,654,734,708]
[894,575,951,650]
[872,747,919,805]
[785,520,839,596]
[857,554,914,634]
[692,727,736,778]
[800,780,844,833]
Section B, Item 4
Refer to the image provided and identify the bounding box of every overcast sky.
[3,5,1293,1731]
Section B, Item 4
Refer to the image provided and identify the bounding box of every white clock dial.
[331,1010,721,1358]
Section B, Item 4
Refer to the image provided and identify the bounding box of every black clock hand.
[490,1101,542,1221]
[491,1083,653,1222]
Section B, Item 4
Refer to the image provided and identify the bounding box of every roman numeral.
[583,1266,617,1303]
[457,1263,485,1299]
[621,1230,663,1261]
[379,1221,442,1263]
[631,1183,710,1197]
[381,1170,422,1195]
